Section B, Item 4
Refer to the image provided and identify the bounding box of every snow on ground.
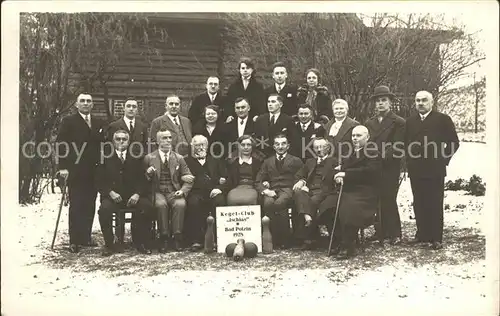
[2,142,496,315]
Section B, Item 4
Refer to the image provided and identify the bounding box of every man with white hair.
[331,125,382,259]
[405,90,459,250]
[188,76,225,126]
[324,99,359,163]
[184,135,227,251]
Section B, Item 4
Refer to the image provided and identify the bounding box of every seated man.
[256,134,303,249]
[144,128,193,252]
[96,130,154,256]
[332,125,381,259]
[184,135,227,251]
[292,137,337,249]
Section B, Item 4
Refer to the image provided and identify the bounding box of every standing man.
[150,95,192,156]
[107,97,148,158]
[184,135,227,251]
[256,134,303,249]
[289,104,326,161]
[324,99,359,164]
[224,97,255,157]
[96,130,154,256]
[264,62,298,117]
[56,92,106,253]
[405,90,459,250]
[254,94,294,157]
[364,86,406,245]
[144,128,194,252]
[188,76,225,126]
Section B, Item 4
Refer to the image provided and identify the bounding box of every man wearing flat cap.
[364,86,406,245]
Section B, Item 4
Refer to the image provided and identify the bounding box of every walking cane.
[327,181,344,256]
[51,174,67,250]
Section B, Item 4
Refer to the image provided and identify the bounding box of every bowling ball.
[244,242,258,258]
[225,243,237,257]
[262,216,270,225]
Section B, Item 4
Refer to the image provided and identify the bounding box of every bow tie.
[197,157,206,160]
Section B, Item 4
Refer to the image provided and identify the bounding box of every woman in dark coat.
[297,68,333,123]
[192,105,226,158]
[226,135,265,206]
[224,57,266,123]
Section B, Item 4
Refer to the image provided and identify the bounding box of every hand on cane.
[334,172,345,184]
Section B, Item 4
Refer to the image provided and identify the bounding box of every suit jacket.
[107,117,149,158]
[185,156,228,194]
[365,111,405,166]
[404,110,459,178]
[226,152,264,190]
[143,150,193,196]
[56,112,106,183]
[188,92,225,126]
[264,83,299,117]
[289,120,326,161]
[297,84,333,119]
[95,150,147,199]
[192,121,226,157]
[224,77,266,119]
[294,156,337,199]
[255,153,303,193]
[253,112,294,157]
[222,115,255,154]
[324,116,360,162]
[149,114,192,153]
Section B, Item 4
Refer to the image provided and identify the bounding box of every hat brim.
[370,92,396,100]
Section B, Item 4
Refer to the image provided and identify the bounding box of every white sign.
[216,205,262,253]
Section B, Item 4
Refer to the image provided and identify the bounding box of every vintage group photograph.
[2,2,499,315]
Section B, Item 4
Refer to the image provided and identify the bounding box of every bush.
[445,175,485,196]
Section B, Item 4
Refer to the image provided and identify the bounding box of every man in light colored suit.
[144,128,194,252]
[324,99,359,164]
[150,95,192,156]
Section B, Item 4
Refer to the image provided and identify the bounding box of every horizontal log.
[90,87,202,98]
[74,65,218,76]
[80,59,219,70]
[103,80,206,90]
[121,53,219,63]
[69,73,213,84]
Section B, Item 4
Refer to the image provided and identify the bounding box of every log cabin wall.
[71,14,225,125]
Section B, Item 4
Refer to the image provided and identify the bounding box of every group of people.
[55,57,460,260]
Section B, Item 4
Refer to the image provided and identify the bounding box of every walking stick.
[327,181,344,256]
[51,176,67,250]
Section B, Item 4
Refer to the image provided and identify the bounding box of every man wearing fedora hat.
[365,86,406,245]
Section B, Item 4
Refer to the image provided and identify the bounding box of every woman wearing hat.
[297,68,333,124]
[364,85,406,245]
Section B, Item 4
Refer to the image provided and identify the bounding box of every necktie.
[173,116,179,125]
[277,86,281,93]
[421,115,425,122]
[240,119,244,125]
[129,120,134,133]
[277,154,284,169]
[302,123,307,132]
[119,152,125,163]
[270,115,275,127]
[85,115,91,128]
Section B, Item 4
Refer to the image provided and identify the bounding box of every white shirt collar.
[276,152,287,160]
[334,117,346,125]
[238,116,248,124]
[275,83,285,91]
[420,111,431,120]
[239,156,252,165]
[79,112,90,121]
[123,116,135,125]
[116,150,126,159]
[166,113,180,124]
[208,92,217,101]
[270,112,281,122]
[300,120,311,130]
[159,149,170,162]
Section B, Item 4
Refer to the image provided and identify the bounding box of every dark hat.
[370,85,396,100]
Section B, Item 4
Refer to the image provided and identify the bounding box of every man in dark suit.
[144,128,194,252]
[184,135,227,251]
[188,76,225,126]
[264,62,298,117]
[96,130,154,256]
[150,95,192,156]
[332,125,382,259]
[254,94,294,157]
[256,134,303,249]
[405,90,460,250]
[56,92,106,253]
[107,97,149,159]
[289,104,326,161]
[324,99,360,164]
[223,97,255,157]
[292,137,337,249]
[365,86,406,245]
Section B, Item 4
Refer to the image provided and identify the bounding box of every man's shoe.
[189,243,203,252]
[101,246,114,257]
[69,244,79,253]
[431,241,443,250]
[406,238,423,245]
[137,244,152,255]
[158,241,169,253]
[329,244,341,256]
[389,237,402,245]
